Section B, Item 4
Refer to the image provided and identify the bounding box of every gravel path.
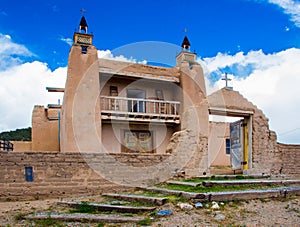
[0,195,299,226]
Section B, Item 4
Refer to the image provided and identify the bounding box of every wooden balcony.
[101,96,180,124]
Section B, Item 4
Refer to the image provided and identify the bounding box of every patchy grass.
[69,201,97,214]
[158,183,277,193]
[137,218,153,226]
[31,217,64,227]
[165,195,189,204]
[288,208,300,213]
[182,175,259,183]
[14,213,26,221]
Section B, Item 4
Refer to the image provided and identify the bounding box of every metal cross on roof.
[222,73,233,89]
[80,8,86,15]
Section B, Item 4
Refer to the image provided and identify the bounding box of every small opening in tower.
[81,46,88,54]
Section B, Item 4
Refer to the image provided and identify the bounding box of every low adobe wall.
[0,152,169,201]
[11,141,32,152]
[278,143,300,176]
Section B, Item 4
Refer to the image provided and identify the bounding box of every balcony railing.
[101,96,180,123]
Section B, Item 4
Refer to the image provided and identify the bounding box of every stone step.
[202,179,300,187]
[212,174,271,179]
[26,212,145,223]
[103,193,167,206]
[141,187,205,199]
[202,186,300,202]
[166,180,202,187]
[58,201,156,213]
[167,179,300,187]
[142,186,300,202]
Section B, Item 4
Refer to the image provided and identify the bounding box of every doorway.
[127,89,146,113]
[230,119,249,170]
[209,113,252,172]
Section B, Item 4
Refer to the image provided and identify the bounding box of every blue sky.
[0,0,300,144]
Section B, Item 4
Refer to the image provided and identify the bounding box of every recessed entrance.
[208,107,253,173]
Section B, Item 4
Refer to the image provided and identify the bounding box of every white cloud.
[0,62,66,132]
[268,0,300,27]
[0,34,34,70]
[98,49,147,64]
[60,37,73,46]
[203,48,300,144]
[0,33,66,132]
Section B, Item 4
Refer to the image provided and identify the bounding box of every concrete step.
[212,174,271,179]
[103,193,167,206]
[202,186,300,202]
[167,179,300,187]
[202,179,300,187]
[26,212,145,223]
[141,187,205,199]
[210,167,243,175]
[166,180,202,187]
[141,186,300,202]
[58,201,156,213]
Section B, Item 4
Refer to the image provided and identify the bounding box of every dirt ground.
[0,195,299,226]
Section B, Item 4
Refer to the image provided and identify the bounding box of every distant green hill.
[0,127,31,141]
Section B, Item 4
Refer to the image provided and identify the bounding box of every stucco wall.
[0,152,170,201]
[209,122,230,166]
[32,106,60,151]
[12,141,32,152]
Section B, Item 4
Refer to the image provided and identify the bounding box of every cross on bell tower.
[79,9,88,34]
[222,73,233,90]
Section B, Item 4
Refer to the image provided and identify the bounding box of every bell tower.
[61,10,99,152]
[176,35,196,66]
[73,9,94,53]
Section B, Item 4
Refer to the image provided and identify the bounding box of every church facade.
[28,14,299,178]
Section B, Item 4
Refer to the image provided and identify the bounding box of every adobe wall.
[175,61,209,177]
[12,141,32,152]
[60,44,100,152]
[0,152,170,201]
[32,106,60,151]
[278,143,300,176]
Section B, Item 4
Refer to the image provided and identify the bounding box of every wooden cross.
[222,73,232,88]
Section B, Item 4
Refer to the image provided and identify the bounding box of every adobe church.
[24,14,299,181]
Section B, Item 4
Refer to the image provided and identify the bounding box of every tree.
[0,127,31,141]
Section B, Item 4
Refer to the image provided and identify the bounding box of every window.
[225,138,231,155]
[123,130,153,153]
[127,89,146,113]
[81,46,88,54]
[110,86,118,96]
[155,90,164,100]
